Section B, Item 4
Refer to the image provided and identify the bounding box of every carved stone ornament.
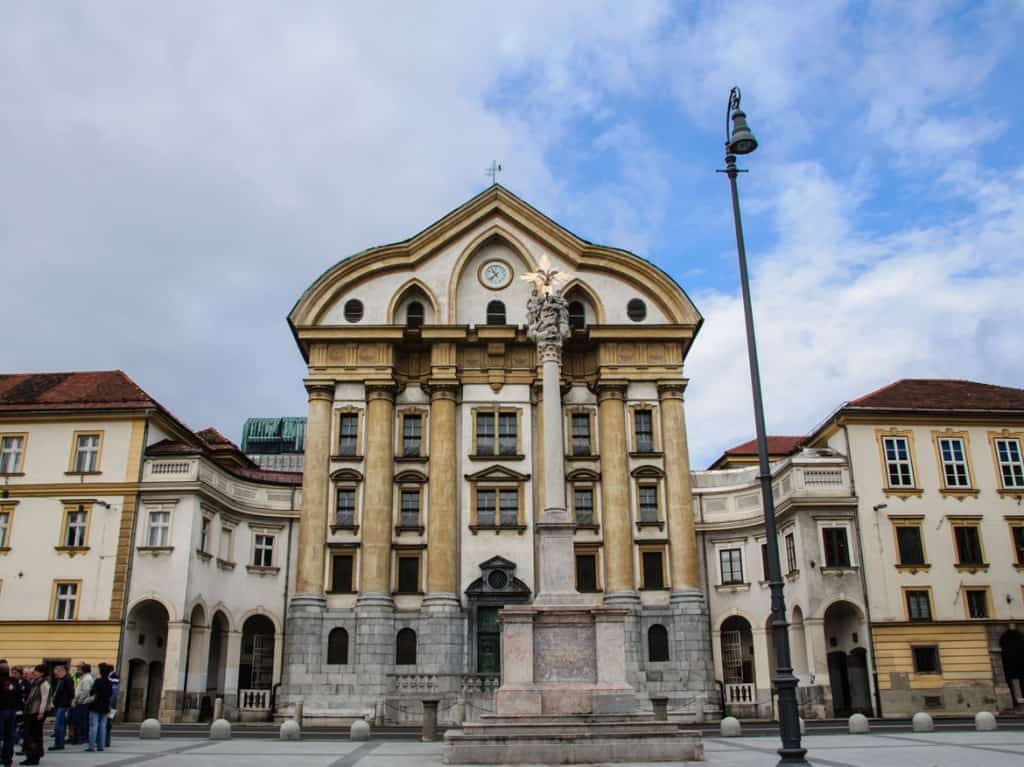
[526,289,570,346]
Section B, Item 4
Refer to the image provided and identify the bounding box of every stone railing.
[724,683,756,705]
[461,674,500,694]
[142,457,298,513]
[390,673,440,693]
[239,688,272,710]
[146,460,197,480]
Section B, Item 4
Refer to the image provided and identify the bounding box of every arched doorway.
[823,601,871,716]
[721,616,756,708]
[239,615,275,691]
[464,557,531,676]
[206,611,230,701]
[1000,630,1024,706]
[790,607,809,677]
[123,599,169,722]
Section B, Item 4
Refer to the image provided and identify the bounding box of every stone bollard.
[139,718,161,739]
[210,718,232,740]
[848,713,870,734]
[280,719,301,741]
[421,699,440,742]
[975,711,997,731]
[294,701,304,726]
[912,712,934,732]
[799,717,806,735]
[694,700,705,725]
[213,697,224,722]
[350,718,371,741]
[650,697,668,722]
[720,716,742,737]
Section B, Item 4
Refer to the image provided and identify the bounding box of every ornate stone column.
[294,380,334,603]
[424,382,460,608]
[658,382,699,591]
[597,381,637,605]
[358,382,396,606]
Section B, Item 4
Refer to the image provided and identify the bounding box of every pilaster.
[359,382,396,606]
[597,381,638,605]
[658,381,699,590]
[294,380,334,602]
[425,381,460,608]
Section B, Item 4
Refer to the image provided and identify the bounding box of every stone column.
[160,620,191,722]
[597,382,637,605]
[294,380,334,603]
[185,624,210,704]
[222,630,242,716]
[359,382,396,605]
[424,382,460,607]
[658,382,699,591]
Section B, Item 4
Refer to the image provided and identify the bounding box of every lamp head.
[728,107,758,155]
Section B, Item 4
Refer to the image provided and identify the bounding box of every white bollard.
[280,719,301,741]
[719,716,742,737]
[975,711,997,731]
[350,718,371,741]
[799,717,806,735]
[139,718,161,739]
[912,712,934,732]
[210,718,232,740]
[848,713,870,734]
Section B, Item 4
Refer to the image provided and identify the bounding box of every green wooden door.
[477,607,500,673]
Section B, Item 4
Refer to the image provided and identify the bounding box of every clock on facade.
[479,260,512,289]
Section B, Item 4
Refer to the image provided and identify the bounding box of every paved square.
[23,731,1024,766]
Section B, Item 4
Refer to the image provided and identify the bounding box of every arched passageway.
[122,600,169,722]
[823,601,871,716]
[1000,630,1024,706]
[721,616,756,707]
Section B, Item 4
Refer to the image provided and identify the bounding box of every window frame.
[0,503,15,550]
[818,521,854,569]
[629,404,660,455]
[59,502,92,550]
[963,586,991,619]
[326,627,350,665]
[571,483,597,528]
[145,508,171,548]
[0,433,27,474]
[334,408,364,459]
[902,587,934,622]
[252,532,276,568]
[328,547,358,594]
[718,546,745,585]
[393,550,423,595]
[1009,519,1024,567]
[891,516,928,569]
[470,484,525,532]
[911,645,941,674]
[485,300,507,325]
[472,407,522,458]
[218,524,235,563]
[51,579,81,621]
[950,518,987,569]
[397,486,423,532]
[68,430,104,474]
[931,431,976,493]
[199,515,211,554]
[785,532,798,574]
[566,408,597,457]
[639,545,668,590]
[632,470,666,530]
[573,544,602,593]
[875,429,920,493]
[397,409,427,459]
[989,432,1024,492]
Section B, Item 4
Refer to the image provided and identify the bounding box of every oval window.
[627,298,646,322]
[344,299,364,323]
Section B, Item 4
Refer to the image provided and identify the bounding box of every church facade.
[278,185,715,723]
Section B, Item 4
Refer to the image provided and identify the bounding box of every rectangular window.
[476,413,495,455]
[253,534,274,567]
[53,582,78,621]
[895,524,926,566]
[220,527,233,561]
[476,489,496,526]
[638,484,658,522]
[0,510,10,547]
[571,413,592,456]
[642,550,665,589]
[912,646,941,674]
[995,438,1024,488]
[147,510,169,547]
[634,410,654,453]
[63,508,87,548]
[0,435,24,473]
[338,414,359,456]
[499,489,519,526]
[73,433,101,473]
[719,548,744,585]
[574,488,594,526]
[402,414,422,457]
[498,413,517,456]
[882,436,914,487]
[938,437,970,488]
[785,533,797,573]
[822,527,851,567]
[965,588,989,619]
[397,556,419,594]
[954,525,984,565]
[330,554,354,593]
[761,542,769,580]
[906,590,932,621]
[336,488,356,527]
[575,553,598,593]
[400,489,420,527]
[199,518,210,552]
[1013,526,1024,565]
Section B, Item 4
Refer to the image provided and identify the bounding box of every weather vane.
[486,161,502,184]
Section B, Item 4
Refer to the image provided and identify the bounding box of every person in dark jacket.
[1,662,20,767]
[86,665,112,753]
[20,666,49,766]
[47,668,72,751]
[105,670,119,748]
[9,669,25,753]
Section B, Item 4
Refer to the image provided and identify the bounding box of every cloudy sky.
[3,1,1023,467]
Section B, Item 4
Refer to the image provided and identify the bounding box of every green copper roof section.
[241,416,306,453]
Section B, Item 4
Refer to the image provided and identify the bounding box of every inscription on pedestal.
[534,623,596,683]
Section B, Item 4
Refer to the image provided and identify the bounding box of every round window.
[487,570,509,590]
[344,299,364,323]
[627,298,647,322]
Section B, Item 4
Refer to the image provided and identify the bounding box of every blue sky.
[3,1,1023,466]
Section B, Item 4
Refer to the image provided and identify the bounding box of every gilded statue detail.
[522,254,570,346]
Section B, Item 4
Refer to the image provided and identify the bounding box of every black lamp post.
[720,86,809,766]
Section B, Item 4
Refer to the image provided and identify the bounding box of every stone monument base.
[443,714,704,764]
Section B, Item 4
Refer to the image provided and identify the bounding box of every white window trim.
[146,509,171,547]
[937,436,971,488]
[817,521,855,568]
[882,435,915,488]
[252,531,276,567]
[713,541,748,586]
[995,438,1024,488]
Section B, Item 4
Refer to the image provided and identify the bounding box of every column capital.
[425,381,460,402]
[304,380,335,402]
[537,341,563,364]
[596,381,628,402]
[657,380,689,400]
[365,382,396,402]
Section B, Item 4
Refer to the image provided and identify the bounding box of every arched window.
[327,627,349,665]
[344,299,364,323]
[486,300,506,325]
[396,628,417,665]
[568,300,586,330]
[627,299,646,322]
[648,624,669,662]
[406,301,425,328]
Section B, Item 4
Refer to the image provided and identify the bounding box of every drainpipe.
[843,423,883,718]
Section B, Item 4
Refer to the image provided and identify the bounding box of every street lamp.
[719,86,809,766]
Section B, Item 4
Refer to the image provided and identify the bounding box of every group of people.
[0,660,119,766]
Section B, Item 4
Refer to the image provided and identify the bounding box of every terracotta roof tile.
[0,370,156,411]
[723,435,806,456]
[849,379,1024,412]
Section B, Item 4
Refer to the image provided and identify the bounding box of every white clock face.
[481,260,512,289]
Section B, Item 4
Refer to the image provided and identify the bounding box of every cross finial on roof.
[486,161,502,184]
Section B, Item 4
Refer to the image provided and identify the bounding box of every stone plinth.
[494,605,634,717]
[444,716,703,764]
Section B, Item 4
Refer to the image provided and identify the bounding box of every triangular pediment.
[479,555,516,571]
[464,464,531,482]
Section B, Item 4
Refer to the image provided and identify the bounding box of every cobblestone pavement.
[22,730,1024,766]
